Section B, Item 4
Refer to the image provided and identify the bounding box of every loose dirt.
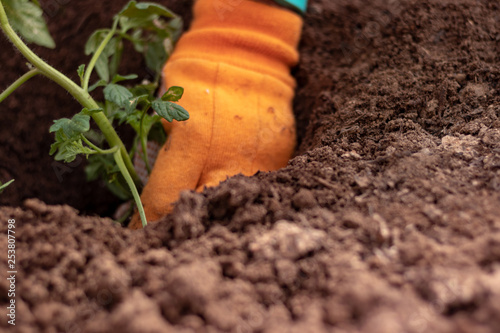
[1,0,500,332]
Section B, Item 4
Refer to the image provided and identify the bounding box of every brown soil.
[1,0,500,332]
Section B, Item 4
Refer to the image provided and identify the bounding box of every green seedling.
[0,179,14,194]
[0,1,189,228]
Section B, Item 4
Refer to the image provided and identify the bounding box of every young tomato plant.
[0,1,189,228]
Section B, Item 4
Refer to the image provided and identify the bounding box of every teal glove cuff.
[274,0,307,14]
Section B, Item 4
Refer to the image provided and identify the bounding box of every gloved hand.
[129,0,303,229]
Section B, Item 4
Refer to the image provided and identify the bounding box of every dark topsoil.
[1,0,500,332]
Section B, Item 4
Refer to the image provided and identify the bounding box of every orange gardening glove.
[128,0,303,229]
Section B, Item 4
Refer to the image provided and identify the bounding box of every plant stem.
[139,109,152,173]
[0,1,86,108]
[0,68,40,103]
[82,19,119,92]
[81,136,117,155]
[0,0,141,187]
[113,149,147,228]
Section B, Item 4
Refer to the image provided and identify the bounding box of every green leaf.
[152,100,189,122]
[117,1,175,32]
[85,29,112,55]
[126,98,139,114]
[3,0,56,48]
[103,83,134,108]
[144,40,167,73]
[50,127,95,163]
[50,114,91,139]
[85,155,131,199]
[0,179,15,194]
[109,38,124,79]
[142,114,161,133]
[147,118,166,145]
[114,110,132,125]
[112,74,138,84]
[54,139,95,163]
[161,86,184,102]
[84,130,105,146]
[88,79,108,92]
[123,114,140,131]
[129,83,157,100]
[84,158,102,182]
[129,113,162,139]
[126,94,149,114]
[95,56,110,82]
[118,1,176,18]
[85,30,118,82]
[49,130,65,155]
[106,177,132,200]
[167,16,183,42]
[102,100,122,120]
[130,30,144,52]
[77,64,86,83]
[86,154,115,181]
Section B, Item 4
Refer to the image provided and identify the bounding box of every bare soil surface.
[1,0,500,332]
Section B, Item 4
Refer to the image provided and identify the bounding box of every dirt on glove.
[1,0,500,332]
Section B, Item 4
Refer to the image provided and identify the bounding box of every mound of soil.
[1,0,500,332]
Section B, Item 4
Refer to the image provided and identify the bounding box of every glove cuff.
[273,0,307,14]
